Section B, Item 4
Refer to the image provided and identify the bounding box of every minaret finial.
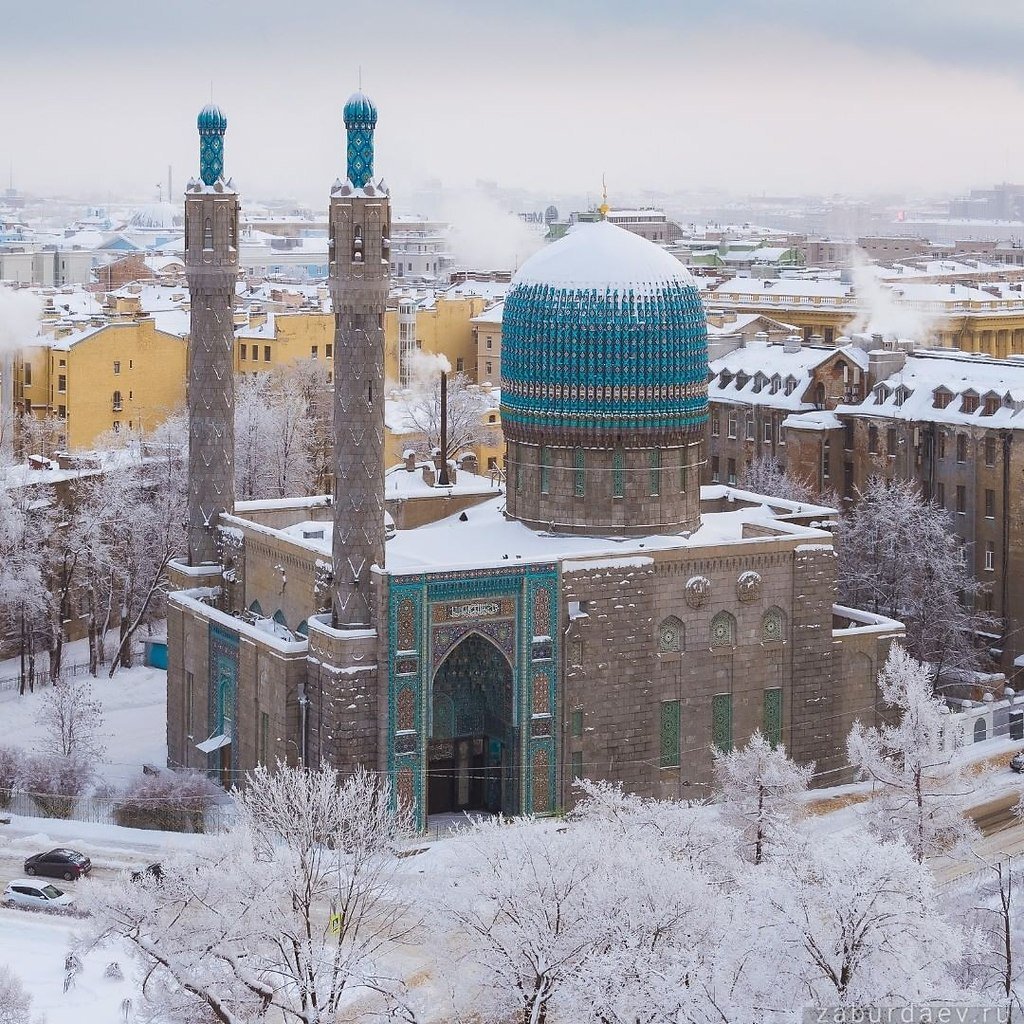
[343,89,378,188]
[197,103,227,186]
[598,174,610,220]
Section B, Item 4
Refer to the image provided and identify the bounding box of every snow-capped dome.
[343,90,377,128]
[128,203,184,230]
[513,219,696,294]
[500,220,708,447]
[197,103,227,133]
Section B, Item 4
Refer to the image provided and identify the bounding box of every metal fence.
[0,661,93,694]
[3,790,234,833]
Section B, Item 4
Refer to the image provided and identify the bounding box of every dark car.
[24,848,91,881]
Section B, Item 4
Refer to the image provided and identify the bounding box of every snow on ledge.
[832,604,904,636]
[169,588,309,654]
[168,558,222,579]
[563,555,655,573]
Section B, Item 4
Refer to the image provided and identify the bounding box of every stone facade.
[184,109,238,567]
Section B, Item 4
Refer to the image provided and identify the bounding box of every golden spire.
[598,173,609,220]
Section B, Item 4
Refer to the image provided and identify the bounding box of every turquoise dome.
[197,104,227,133]
[343,91,377,128]
[500,220,709,447]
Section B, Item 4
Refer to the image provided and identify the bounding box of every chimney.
[783,333,802,354]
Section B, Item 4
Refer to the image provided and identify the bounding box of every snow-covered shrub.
[20,754,91,818]
[112,771,221,833]
[0,746,21,808]
[0,964,36,1024]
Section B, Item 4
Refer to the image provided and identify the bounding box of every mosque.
[166,94,901,828]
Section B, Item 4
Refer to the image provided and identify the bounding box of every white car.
[3,878,74,910]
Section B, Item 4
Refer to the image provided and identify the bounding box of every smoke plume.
[0,287,42,354]
[440,191,544,273]
[847,253,935,343]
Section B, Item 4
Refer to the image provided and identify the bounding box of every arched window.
[249,600,264,617]
[762,607,785,643]
[710,611,736,649]
[273,609,287,629]
[112,390,122,411]
[658,616,683,653]
[296,619,309,637]
[203,217,213,249]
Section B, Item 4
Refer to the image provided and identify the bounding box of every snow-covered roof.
[709,341,866,411]
[470,300,504,326]
[712,278,853,301]
[837,350,1024,426]
[512,220,694,294]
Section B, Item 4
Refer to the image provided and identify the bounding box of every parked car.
[23,849,91,881]
[1011,752,1024,773]
[3,878,73,910]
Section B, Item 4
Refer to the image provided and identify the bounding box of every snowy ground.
[0,657,167,790]
[0,907,138,1024]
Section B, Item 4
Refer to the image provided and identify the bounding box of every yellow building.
[17,317,187,449]
[384,292,493,384]
[235,311,335,378]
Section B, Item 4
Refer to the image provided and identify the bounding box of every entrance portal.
[428,633,515,816]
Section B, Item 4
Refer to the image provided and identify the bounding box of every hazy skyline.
[6,1,1024,207]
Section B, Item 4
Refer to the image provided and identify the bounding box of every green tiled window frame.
[764,687,783,748]
[712,692,733,753]
[613,448,624,498]
[649,449,661,496]
[660,699,681,768]
[573,447,585,497]
[571,709,583,737]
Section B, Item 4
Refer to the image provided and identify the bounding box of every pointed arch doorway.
[428,632,516,816]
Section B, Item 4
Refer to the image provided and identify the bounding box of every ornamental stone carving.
[736,570,762,603]
[685,575,711,609]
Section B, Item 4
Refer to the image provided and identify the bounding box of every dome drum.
[505,439,704,537]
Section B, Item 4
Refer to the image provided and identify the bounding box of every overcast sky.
[5,1,1024,206]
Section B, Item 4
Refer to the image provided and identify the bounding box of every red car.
[24,848,91,881]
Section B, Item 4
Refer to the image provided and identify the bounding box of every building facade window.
[936,482,945,507]
[660,700,681,768]
[571,709,583,737]
[745,415,755,441]
[727,458,737,485]
[938,432,946,459]
[868,424,878,454]
[113,361,120,375]
[571,750,584,780]
[957,434,967,463]
[763,421,773,444]
[58,374,67,393]
[763,687,783,747]
[573,448,585,497]
[710,611,736,649]
[727,412,738,439]
[711,412,720,437]
[613,448,624,498]
[240,343,247,360]
[711,456,720,483]
[985,541,995,572]
[844,420,854,450]
[887,427,897,455]
[985,489,995,518]
[711,693,733,752]
[658,616,683,653]
[761,607,785,643]
[956,485,966,514]
[264,345,271,362]
[985,436,997,466]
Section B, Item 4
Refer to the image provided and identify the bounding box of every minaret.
[184,104,239,565]
[329,91,391,627]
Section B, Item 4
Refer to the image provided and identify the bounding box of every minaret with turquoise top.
[328,91,391,626]
[184,103,239,565]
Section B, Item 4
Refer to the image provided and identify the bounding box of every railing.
[3,790,233,832]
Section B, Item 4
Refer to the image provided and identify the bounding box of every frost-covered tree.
[847,643,979,863]
[837,476,990,680]
[89,764,416,1024]
[235,361,329,500]
[746,833,962,1013]
[713,730,813,864]
[391,366,498,463]
[437,816,631,1024]
[957,857,1024,1021]
[37,677,105,761]
[0,964,38,1024]
[740,454,814,503]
